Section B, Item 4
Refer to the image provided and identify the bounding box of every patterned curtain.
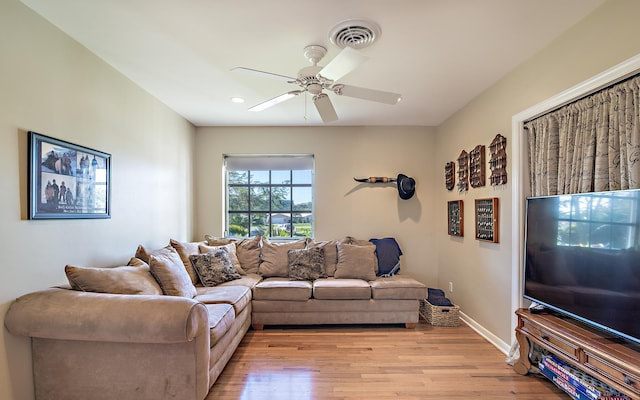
[525,75,640,196]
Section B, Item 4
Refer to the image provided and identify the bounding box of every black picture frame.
[28,131,111,219]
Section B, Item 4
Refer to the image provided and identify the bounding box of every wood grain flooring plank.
[206,321,567,399]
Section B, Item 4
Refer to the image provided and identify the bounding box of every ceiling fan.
[232,44,402,123]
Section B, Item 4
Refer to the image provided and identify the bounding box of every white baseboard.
[459,311,511,355]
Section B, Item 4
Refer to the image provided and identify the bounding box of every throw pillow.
[369,237,403,277]
[334,242,377,281]
[307,240,339,276]
[199,243,246,275]
[204,235,236,246]
[127,257,148,267]
[340,236,379,273]
[148,251,197,298]
[259,238,307,278]
[288,247,327,281]
[169,239,206,284]
[234,236,262,274]
[65,263,163,295]
[189,249,241,287]
[134,243,174,264]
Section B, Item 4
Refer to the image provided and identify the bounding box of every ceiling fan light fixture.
[329,19,381,49]
[248,91,301,112]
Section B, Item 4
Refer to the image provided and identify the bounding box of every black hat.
[397,174,415,200]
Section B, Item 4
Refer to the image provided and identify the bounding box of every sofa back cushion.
[334,242,377,281]
[149,250,197,298]
[65,260,163,295]
[259,238,307,278]
[169,239,207,284]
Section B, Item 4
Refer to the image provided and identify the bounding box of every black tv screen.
[524,189,640,345]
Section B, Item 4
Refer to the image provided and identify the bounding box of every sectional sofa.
[4,235,427,400]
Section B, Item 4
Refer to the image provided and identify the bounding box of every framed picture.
[475,197,499,243]
[28,131,111,219]
[447,200,463,237]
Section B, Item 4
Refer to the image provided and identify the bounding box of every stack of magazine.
[539,355,630,400]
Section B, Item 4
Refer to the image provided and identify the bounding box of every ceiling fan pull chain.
[304,92,308,121]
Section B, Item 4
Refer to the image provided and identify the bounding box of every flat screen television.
[524,189,640,345]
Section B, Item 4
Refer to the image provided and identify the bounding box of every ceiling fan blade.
[332,84,402,105]
[249,91,302,112]
[317,47,368,82]
[231,67,296,82]
[313,93,338,123]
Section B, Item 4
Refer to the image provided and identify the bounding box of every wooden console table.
[514,308,640,399]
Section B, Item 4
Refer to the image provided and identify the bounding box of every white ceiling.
[21,0,605,127]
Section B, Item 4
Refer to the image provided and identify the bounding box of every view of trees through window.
[227,169,313,238]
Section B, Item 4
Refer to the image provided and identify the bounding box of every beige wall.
[435,0,640,348]
[194,126,438,285]
[0,1,196,399]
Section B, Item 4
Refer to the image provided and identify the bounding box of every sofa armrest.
[4,288,208,344]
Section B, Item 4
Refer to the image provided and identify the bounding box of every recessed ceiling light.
[230,97,245,103]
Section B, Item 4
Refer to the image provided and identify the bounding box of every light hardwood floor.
[206,320,567,399]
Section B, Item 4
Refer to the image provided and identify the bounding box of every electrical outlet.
[448,281,454,293]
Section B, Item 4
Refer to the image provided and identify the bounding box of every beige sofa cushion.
[149,251,197,298]
[204,303,235,346]
[134,243,173,264]
[334,242,377,281]
[64,262,162,295]
[204,235,234,244]
[199,243,245,275]
[370,275,427,300]
[340,236,379,273]
[235,236,262,274]
[259,238,306,277]
[253,278,312,301]
[216,273,263,289]
[313,278,371,300]
[169,239,205,284]
[195,285,252,315]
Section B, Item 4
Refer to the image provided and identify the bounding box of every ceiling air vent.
[329,19,381,49]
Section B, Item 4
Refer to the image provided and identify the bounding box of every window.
[225,155,314,239]
[556,193,638,249]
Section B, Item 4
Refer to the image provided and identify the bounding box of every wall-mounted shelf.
[447,200,463,237]
[475,197,498,243]
[489,134,507,186]
[445,161,455,191]
[470,145,486,188]
[457,150,469,192]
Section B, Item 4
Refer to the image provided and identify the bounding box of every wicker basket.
[420,299,460,327]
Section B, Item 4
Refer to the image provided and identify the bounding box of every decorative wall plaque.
[457,150,469,192]
[489,134,507,186]
[469,145,486,188]
[445,161,455,191]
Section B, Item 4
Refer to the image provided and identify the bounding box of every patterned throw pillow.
[287,247,326,281]
[189,248,241,287]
